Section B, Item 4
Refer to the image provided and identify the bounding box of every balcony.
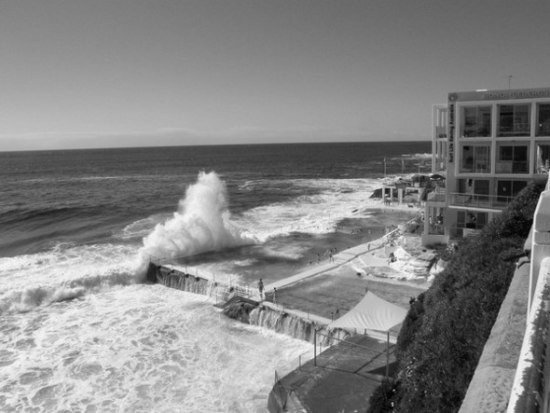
[427,223,444,235]
[450,192,514,209]
[427,192,446,203]
[435,126,447,139]
[495,161,528,174]
[497,123,530,137]
[426,189,446,205]
[460,163,491,174]
[449,226,483,239]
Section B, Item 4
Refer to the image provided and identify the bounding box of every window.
[460,144,491,173]
[457,211,487,230]
[537,104,550,136]
[496,180,527,204]
[457,178,490,204]
[461,106,491,137]
[496,143,528,173]
[535,143,550,173]
[498,104,531,137]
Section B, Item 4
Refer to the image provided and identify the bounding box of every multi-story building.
[423,87,550,245]
[422,105,449,246]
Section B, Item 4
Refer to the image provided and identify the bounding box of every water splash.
[139,172,257,265]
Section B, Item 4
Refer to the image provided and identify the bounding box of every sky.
[1,0,549,151]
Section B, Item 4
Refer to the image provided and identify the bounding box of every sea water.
[0,141,430,412]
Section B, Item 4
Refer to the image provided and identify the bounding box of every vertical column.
[531,103,536,174]
[530,140,536,175]
[424,205,430,236]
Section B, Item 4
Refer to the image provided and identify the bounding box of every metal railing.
[450,192,514,209]
[427,192,446,203]
[495,161,529,174]
[448,225,483,239]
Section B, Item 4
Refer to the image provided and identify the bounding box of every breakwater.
[146,262,349,345]
[146,262,252,303]
[249,304,350,346]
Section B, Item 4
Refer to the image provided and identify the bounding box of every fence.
[314,330,394,377]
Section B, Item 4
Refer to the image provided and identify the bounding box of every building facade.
[424,87,550,245]
[422,105,449,245]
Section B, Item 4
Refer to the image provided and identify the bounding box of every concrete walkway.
[264,235,390,292]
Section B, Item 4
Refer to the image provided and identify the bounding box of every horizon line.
[0,139,431,153]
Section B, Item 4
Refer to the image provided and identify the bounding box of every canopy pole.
[385,331,390,378]
[314,328,317,367]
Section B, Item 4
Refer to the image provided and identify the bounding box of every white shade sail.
[329,291,408,333]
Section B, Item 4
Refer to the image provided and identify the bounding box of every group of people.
[257,278,276,304]
[309,247,338,265]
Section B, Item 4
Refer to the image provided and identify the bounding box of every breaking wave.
[0,243,140,314]
[139,172,258,264]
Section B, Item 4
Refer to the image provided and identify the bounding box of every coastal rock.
[223,300,258,324]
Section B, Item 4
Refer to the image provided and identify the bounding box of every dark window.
[461,106,491,137]
[537,104,550,136]
[458,211,487,230]
[460,145,491,173]
[496,144,528,173]
[498,104,530,137]
[497,180,527,203]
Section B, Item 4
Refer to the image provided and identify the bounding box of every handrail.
[449,192,514,209]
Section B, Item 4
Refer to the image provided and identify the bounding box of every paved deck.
[270,335,397,413]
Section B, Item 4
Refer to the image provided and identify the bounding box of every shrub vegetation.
[368,181,544,413]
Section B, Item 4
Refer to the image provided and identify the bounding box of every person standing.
[258,278,264,300]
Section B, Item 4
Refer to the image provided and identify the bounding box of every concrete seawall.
[146,262,349,346]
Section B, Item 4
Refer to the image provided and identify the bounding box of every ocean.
[0,141,430,412]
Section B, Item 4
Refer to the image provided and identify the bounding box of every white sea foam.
[236,178,383,241]
[0,285,312,412]
[400,152,432,160]
[116,213,170,240]
[0,243,140,314]
[139,172,258,265]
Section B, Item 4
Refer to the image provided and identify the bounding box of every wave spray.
[140,172,257,264]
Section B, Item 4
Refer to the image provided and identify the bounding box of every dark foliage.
[368,181,544,413]
[395,293,425,361]
[367,378,400,413]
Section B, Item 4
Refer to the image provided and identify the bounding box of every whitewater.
[0,142,430,412]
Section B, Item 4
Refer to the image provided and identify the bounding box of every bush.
[367,378,400,413]
[395,293,425,360]
[369,181,544,413]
